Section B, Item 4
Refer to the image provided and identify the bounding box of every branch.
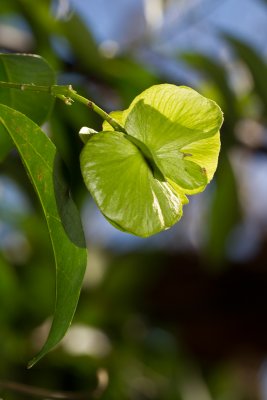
[0,368,108,399]
[0,81,126,133]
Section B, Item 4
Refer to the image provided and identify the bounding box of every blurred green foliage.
[1,1,267,399]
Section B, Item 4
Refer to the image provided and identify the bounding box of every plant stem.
[0,379,88,399]
[69,90,125,132]
[0,369,108,399]
[0,81,126,133]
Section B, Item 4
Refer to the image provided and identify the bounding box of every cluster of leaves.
[0,52,222,366]
[81,84,222,236]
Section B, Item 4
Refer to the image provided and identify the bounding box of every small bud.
[79,127,98,144]
[64,97,73,105]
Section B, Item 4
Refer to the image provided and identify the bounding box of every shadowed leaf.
[0,104,87,367]
[0,53,55,160]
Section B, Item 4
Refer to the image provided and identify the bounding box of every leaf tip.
[27,350,45,369]
[27,357,37,369]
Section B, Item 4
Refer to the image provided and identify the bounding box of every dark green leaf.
[0,53,55,124]
[0,124,13,161]
[0,104,87,367]
[0,53,55,160]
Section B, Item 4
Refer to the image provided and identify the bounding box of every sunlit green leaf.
[80,131,182,237]
[0,104,87,367]
[82,84,223,236]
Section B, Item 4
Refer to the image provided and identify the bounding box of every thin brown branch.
[0,368,109,400]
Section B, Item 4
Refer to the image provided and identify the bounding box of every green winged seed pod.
[80,84,223,237]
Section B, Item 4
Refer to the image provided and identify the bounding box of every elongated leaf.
[0,124,13,161]
[82,84,223,236]
[0,104,87,367]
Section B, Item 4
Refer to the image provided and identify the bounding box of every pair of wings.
[80,84,223,237]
